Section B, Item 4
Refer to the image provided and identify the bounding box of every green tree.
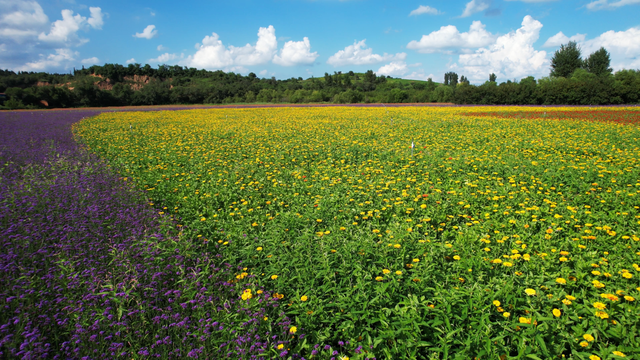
[489,73,497,83]
[550,41,582,78]
[583,47,612,77]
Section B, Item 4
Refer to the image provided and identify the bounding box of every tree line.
[0,43,638,109]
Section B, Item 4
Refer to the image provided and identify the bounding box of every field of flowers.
[3,105,638,359]
[72,106,640,359]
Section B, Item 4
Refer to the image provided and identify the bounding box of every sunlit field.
[73,106,640,359]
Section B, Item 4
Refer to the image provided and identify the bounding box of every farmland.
[2,106,640,359]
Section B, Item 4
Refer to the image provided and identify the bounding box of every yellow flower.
[393,244,401,248]
[277,344,284,349]
[493,300,501,307]
[593,302,606,310]
[519,317,532,324]
[395,270,402,275]
[592,270,601,276]
[256,246,263,251]
[525,288,536,296]
[556,278,566,284]
[271,274,278,280]
[502,262,513,267]
[622,272,632,279]
[289,326,297,334]
[600,293,619,301]
[583,334,595,342]
[595,311,609,319]
[412,258,420,263]
[453,255,461,260]
[562,299,572,305]
[612,351,626,357]
[382,269,390,274]
[579,341,589,347]
[590,356,601,360]
[552,308,561,317]
[301,295,308,302]
[503,312,510,318]
[624,295,635,301]
[566,295,576,301]
[375,276,383,282]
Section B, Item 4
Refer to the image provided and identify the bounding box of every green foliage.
[550,41,583,78]
[584,47,613,77]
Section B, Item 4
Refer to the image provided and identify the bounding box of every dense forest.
[1,43,639,109]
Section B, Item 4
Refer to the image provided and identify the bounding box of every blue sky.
[1,0,639,84]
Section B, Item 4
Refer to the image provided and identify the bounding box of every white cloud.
[134,24,157,39]
[0,3,102,72]
[149,52,179,63]
[579,26,640,70]
[259,69,268,76]
[157,44,167,51]
[87,7,103,30]
[0,0,49,43]
[586,0,640,10]
[187,25,277,70]
[81,56,99,64]
[461,0,489,17]
[125,58,136,64]
[20,48,77,71]
[404,70,435,81]
[409,5,440,16]
[456,15,548,81]
[376,61,435,81]
[327,39,405,66]
[543,31,586,47]
[273,37,318,66]
[37,7,102,46]
[407,21,495,53]
[377,61,409,77]
[505,0,559,2]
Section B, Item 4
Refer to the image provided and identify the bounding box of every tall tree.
[489,73,497,82]
[583,47,612,77]
[550,41,583,78]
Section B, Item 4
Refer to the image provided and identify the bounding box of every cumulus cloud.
[456,15,548,81]
[543,32,586,47]
[125,58,136,64]
[0,2,103,72]
[461,0,490,17]
[407,21,495,53]
[186,26,279,70]
[149,52,180,63]
[81,56,99,64]
[87,7,103,30]
[377,61,409,77]
[409,5,440,16]
[38,7,103,46]
[376,61,434,81]
[580,26,640,70]
[0,0,49,43]
[586,0,640,10]
[273,37,318,66]
[157,44,167,51]
[134,25,157,39]
[20,48,77,71]
[327,39,406,66]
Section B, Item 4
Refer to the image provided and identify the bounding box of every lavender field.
[0,110,313,359]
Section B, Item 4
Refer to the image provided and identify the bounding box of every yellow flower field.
[74,106,640,359]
